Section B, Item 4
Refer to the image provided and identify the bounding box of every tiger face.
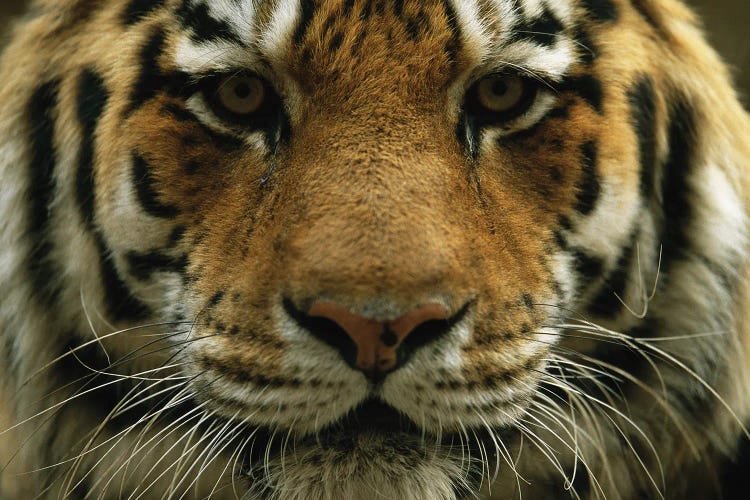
[2,0,750,498]
[118,0,613,481]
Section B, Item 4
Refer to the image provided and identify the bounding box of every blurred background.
[0,0,748,99]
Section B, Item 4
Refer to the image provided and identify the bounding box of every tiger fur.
[1,0,749,498]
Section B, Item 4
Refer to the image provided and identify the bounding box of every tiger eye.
[217,75,266,115]
[476,74,527,114]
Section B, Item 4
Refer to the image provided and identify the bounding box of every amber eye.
[476,74,531,114]
[216,75,266,115]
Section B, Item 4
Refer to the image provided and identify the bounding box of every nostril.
[402,303,471,348]
[283,297,472,379]
[282,298,360,368]
[399,301,472,354]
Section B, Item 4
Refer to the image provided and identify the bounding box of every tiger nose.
[284,299,464,380]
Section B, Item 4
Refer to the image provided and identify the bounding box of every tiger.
[1,0,749,498]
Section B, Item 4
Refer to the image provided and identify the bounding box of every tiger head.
[2,0,750,498]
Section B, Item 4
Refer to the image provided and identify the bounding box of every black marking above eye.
[177,0,244,45]
[441,0,461,67]
[514,8,564,47]
[294,0,317,45]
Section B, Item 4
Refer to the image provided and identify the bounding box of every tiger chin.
[1,0,750,499]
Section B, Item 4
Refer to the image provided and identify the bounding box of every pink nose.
[307,302,452,374]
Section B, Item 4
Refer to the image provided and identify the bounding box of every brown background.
[0,1,748,98]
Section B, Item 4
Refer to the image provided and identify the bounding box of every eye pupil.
[234,82,251,99]
[492,80,509,96]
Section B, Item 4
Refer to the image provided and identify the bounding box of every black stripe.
[160,101,201,123]
[123,0,166,26]
[553,229,568,250]
[168,225,187,246]
[722,434,750,498]
[574,141,600,215]
[208,290,225,307]
[573,250,604,282]
[588,232,638,317]
[322,12,337,34]
[127,28,168,116]
[659,97,697,270]
[573,29,598,66]
[515,8,564,47]
[560,74,603,113]
[360,0,374,20]
[627,77,658,199]
[374,0,387,16]
[393,0,404,17]
[176,0,244,45]
[76,69,150,321]
[554,320,655,397]
[159,102,244,151]
[631,0,665,36]
[97,232,151,321]
[132,153,180,219]
[570,463,591,497]
[580,0,618,23]
[404,11,430,41]
[294,0,317,45]
[27,80,63,307]
[329,31,344,52]
[126,251,187,281]
[441,0,462,67]
[76,69,108,230]
[344,0,356,16]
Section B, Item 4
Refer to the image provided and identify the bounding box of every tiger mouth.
[241,399,422,462]
[315,399,422,442]
[240,398,507,472]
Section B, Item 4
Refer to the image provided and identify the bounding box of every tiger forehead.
[288,0,462,83]
[174,0,580,94]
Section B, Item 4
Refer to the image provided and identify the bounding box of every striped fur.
[1,0,749,498]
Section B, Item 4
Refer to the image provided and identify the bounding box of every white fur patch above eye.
[257,0,302,65]
[497,36,576,81]
[449,0,491,64]
[174,37,253,74]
